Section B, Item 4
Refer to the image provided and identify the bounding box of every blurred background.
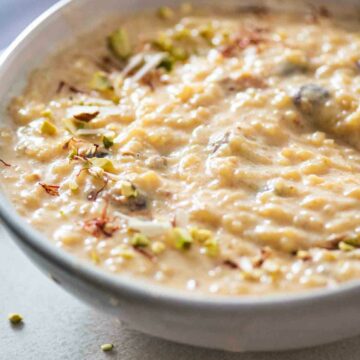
[1,0,58,49]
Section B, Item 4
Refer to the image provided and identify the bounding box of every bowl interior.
[1,0,360,307]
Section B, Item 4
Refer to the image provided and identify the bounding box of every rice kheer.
[2,4,360,295]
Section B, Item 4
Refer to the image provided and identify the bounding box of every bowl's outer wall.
[2,0,360,352]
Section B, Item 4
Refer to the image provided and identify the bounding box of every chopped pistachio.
[68,148,77,161]
[343,236,360,247]
[89,72,119,102]
[41,109,53,118]
[121,181,138,198]
[339,241,356,252]
[215,30,231,46]
[204,237,219,257]
[108,28,132,60]
[131,233,150,247]
[173,27,192,41]
[151,241,166,254]
[157,6,174,20]
[153,33,188,68]
[90,72,113,92]
[63,118,84,134]
[103,135,114,149]
[120,250,135,259]
[172,228,193,250]
[110,94,120,105]
[40,119,57,136]
[8,313,23,325]
[190,227,212,243]
[171,47,188,61]
[90,158,116,173]
[158,57,174,72]
[63,119,77,134]
[68,181,79,192]
[199,24,215,43]
[153,33,173,52]
[101,343,114,352]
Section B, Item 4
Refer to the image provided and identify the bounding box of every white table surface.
[2,1,360,359]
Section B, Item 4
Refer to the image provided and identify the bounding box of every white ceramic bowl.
[2,0,360,352]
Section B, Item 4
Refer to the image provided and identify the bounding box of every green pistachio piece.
[40,119,57,136]
[157,6,174,20]
[339,241,356,252]
[41,109,53,118]
[204,237,219,257]
[171,47,188,61]
[153,33,173,52]
[68,181,79,192]
[190,227,212,243]
[199,24,215,42]
[8,313,23,325]
[108,28,132,60]
[343,236,360,247]
[158,57,174,72]
[62,118,84,134]
[173,27,191,41]
[131,233,150,247]
[120,181,138,198]
[102,135,114,149]
[90,250,100,264]
[173,228,193,250]
[90,158,117,173]
[101,344,114,352]
[90,72,113,92]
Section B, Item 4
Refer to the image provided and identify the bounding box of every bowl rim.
[1,0,360,310]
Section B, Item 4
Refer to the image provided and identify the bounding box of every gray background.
[1,0,360,358]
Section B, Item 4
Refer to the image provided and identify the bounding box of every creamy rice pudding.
[2,4,360,295]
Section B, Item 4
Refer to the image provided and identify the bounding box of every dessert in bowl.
[2,0,360,351]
